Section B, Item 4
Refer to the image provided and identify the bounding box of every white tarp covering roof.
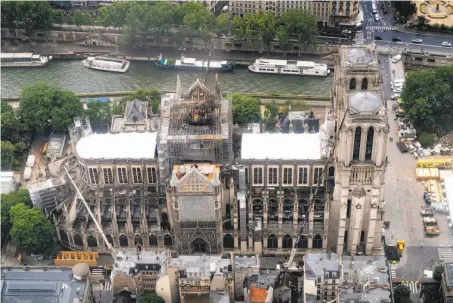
[241,133,321,160]
[76,132,157,160]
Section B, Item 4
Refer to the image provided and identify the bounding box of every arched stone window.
[296,236,308,249]
[149,234,158,246]
[223,234,234,249]
[191,238,208,253]
[365,127,374,160]
[267,234,278,249]
[134,235,143,245]
[164,234,173,246]
[268,199,278,222]
[59,230,69,245]
[283,199,293,222]
[161,212,170,230]
[349,78,356,90]
[313,234,323,249]
[361,78,368,90]
[119,235,128,247]
[105,235,114,246]
[73,234,83,247]
[87,235,98,248]
[353,127,362,160]
[282,234,293,249]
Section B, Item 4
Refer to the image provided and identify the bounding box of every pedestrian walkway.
[438,246,453,263]
[102,281,112,291]
[401,281,419,294]
[391,269,397,279]
[366,25,396,31]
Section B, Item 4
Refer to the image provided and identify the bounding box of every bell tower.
[329,45,389,255]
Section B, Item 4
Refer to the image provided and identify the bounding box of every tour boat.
[82,56,130,73]
[1,52,51,67]
[154,54,234,72]
[248,58,330,77]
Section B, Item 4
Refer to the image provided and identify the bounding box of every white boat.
[248,58,330,77]
[82,56,130,73]
[1,52,50,67]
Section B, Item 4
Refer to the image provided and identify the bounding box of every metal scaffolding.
[158,76,233,184]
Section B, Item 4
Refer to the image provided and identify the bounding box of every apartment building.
[229,0,360,27]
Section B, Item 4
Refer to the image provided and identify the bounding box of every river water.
[1,60,333,98]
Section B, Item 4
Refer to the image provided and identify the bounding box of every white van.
[374,14,380,21]
[392,55,402,63]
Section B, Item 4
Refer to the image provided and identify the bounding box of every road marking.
[366,25,396,31]
[401,281,419,293]
[391,270,396,278]
[438,247,453,263]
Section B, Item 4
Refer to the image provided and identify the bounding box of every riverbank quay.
[2,41,336,68]
[1,27,341,56]
[2,91,331,109]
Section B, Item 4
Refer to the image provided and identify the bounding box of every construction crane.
[284,109,349,270]
[64,167,117,260]
[203,34,217,85]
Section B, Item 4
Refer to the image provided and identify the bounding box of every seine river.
[1,60,333,98]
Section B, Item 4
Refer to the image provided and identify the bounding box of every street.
[379,54,453,288]
[360,0,453,47]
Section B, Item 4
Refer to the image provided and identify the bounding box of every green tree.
[19,83,84,132]
[73,10,94,26]
[231,16,247,43]
[255,12,278,52]
[243,13,262,53]
[1,190,32,235]
[264,102,280,122]
[183,6,216,48]
[232,94,261,125]
[140,293,165,303]
[9,203,58,256]
[1,1,53,34]
[86,101,112,127]
[149,1,175,42]
[420,283,440,302]
[414,15,429,32]
[400,66,453,133]
[98,1,132,28]
[1,141,15,171]
[393,284,412,303]
[214,13,230,40]
[418,132,435,147]
[433,265,444,282]
[406,98,434,129]
[279,9,318,55]
[1,101,28,144]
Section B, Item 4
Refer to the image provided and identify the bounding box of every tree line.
[400,66,453,147]
[1,1,318,51]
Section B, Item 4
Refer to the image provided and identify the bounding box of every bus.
[416,159,453,168]
[372,2,377,13]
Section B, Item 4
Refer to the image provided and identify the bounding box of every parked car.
[391,93,401,100]
[391,54,402,63]
[442,41,452,47]
[374,14,380,21]
[178,46,186,51]
[412,38,423,44]
[392,37,402,42]
[374,36,383,40]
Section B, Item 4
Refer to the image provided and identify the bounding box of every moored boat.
[154,54,234,72]
[82,56,130,73]
[248,58,330,77]
[1,52,51,67]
